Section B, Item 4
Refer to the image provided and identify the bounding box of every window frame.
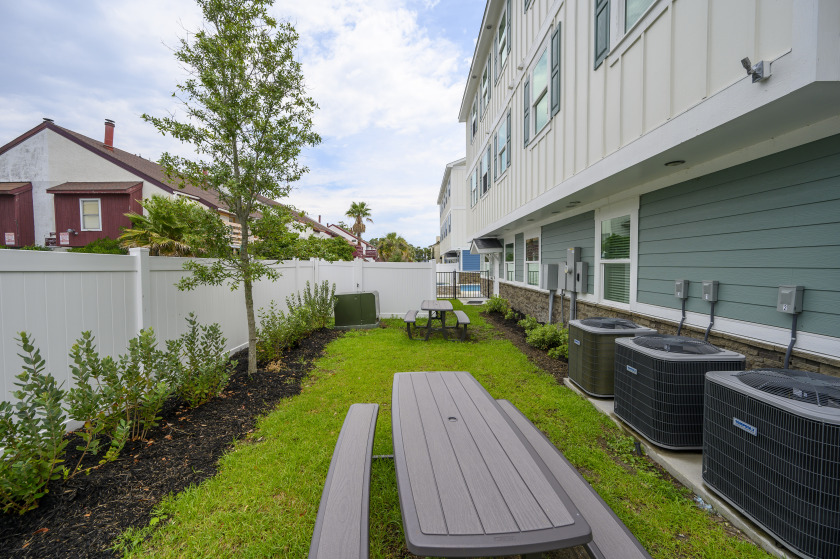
[525,25,560,146]
[79,198,102,232]
[470,167,478,207]
[495,0,511,79]
[470,95,478,142]
[480,145,492,196]
[531,47,550,135]
[594,198,639,310]
[480,56,491,118]
[525,235,540,287]
[505,242,515,281]
[494,108,512,180]
[594,0,610,69]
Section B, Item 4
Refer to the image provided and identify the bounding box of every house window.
[494,109,511,179]
[594,0,610,69]
[470,168,478,207]
[497,10,508,71]
[481,146,491,195]
[525,237,539,286]
[625,0,655,32]
[480,57,491,117]
[80,199,102,231]
[505,243,514,280]
[601,215,631,303]
[470,95,478,141]
[532,48,550,133]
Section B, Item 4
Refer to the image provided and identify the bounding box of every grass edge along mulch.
[127,302,770,559]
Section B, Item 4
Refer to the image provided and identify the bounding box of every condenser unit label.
[733,417,757,436]
[574,339,581,345]
[626,365,638,375]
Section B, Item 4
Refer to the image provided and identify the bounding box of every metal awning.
[470,238,503,254]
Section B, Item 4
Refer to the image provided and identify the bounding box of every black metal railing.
[436,271,492,299]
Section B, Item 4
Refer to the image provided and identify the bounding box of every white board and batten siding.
[0,250,435,406]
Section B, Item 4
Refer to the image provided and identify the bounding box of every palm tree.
[345,201,373,241]
[375,232,413,262]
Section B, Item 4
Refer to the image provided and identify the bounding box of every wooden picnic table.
[420,299,454,340]
[391,371,592,557]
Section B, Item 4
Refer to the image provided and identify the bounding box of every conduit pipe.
[704,301,715,342]
[784,313,798,369]
[547,290,556,324]
[677,298,687,335]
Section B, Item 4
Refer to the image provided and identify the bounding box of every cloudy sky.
[0,0,485,246]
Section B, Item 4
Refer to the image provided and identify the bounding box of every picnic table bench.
[309,404,379,559]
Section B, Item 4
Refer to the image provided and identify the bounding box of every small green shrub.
[113,329,171,441]
[504,308,516,320]
[19,245,51,251]
[547,344,569,360]
[526,323,569,355]
[484,295,510,314]
[68,238,127,254]
[0,333,67,514]
[167,314,235,407]
[517,315,541,332]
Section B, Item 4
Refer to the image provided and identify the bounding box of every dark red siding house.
[45,182,143,247]
[0,182,35,247]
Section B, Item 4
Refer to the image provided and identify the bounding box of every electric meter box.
[575,261,588,294]
[675,279,689,300]
[777,285,803,314]
[541,263,560,290]
[564,247,581,291]
[702,281,719,302]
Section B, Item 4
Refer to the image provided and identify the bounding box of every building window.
[525,237,539,286]
[494,109,511,179]
[470,168,478,207]
[80,199,102,231]
[471,95,478,141]
[625,0,655,32]
[505,243,514,280]
[532,48,550,133]
[497,8,508,71]
[601,215,631,303]
[594,0,610,69]
[481,146,491,196]
[480,56,491,117]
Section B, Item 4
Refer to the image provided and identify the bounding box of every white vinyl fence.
[0,249,435,404]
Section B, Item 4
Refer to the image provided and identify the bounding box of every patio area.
[113,301,770,559]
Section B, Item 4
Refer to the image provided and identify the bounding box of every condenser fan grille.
[631,334,722,355]
[580,317,641,329]
[736,368,840,409]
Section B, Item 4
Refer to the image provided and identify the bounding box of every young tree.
[374,232,414,262]
[143,0,320,374]
[345,201,373,240]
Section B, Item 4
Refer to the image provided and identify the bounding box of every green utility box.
[334,291,380,329]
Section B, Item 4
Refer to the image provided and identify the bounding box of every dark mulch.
[483,311,569,381]
[0,328,342,559]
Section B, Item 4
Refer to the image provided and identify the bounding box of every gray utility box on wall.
[333,291,380,330]
[674,279,689,299]
[702,280,719,302]
[541,263,560,290]
[564,247,581,291]
[777,285,804,314]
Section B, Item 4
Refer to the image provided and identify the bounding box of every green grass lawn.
[124,302,770,558]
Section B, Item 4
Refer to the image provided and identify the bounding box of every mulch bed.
[0,328,342,559]
[483,311,569,381]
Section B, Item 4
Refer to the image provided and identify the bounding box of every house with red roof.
[0,119,338,249]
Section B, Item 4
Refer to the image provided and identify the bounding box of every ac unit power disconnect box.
[675,279,689,300]
[702,281,719,302]
[575,261,588,294]
[541,264,560,291]
[777,285,804,314]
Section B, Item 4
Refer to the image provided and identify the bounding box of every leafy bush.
[504,308,516,320]
[18,245,51,251]
[115,329,172,441]
[0,333,67,514]
[297,280,336,330]
[166,314,235,407]
[547,344,569,360]
[484,295,510,314]
[526,323,569,355]
[517,315,541,332]
[68,238,127,254]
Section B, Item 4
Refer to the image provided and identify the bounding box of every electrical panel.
[541,264,560,291]
[675,279,689,300]
[702,281,719,302]
[777,285,803,314]
[575,261,588,294]
[564,247,581,291]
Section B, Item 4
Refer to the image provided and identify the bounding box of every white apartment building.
[437,158,476,267]
[456,0,840,371]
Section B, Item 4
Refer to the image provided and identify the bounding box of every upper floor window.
[470,95,478,141]
[80,199,102,231]
[470,168,478,207]
[494,109,511,179]
[625,0,655,32]
[594,0,610,69]
[496,1,511,76]
[480,56,491,117]
[480,146,491,196]
[532,48,550,133]
[524,25,561,145]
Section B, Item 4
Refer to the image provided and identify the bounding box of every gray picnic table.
[391,371,592,558]
[420,299,453,340]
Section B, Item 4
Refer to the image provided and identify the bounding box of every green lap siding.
[541,211,595,288]
[638,134,840,337]
[515,233,524,282]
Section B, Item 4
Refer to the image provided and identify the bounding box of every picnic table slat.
[423,373,519,534]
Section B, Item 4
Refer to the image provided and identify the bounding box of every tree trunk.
[243,273,257,375]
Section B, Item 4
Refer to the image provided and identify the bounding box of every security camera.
[67,228,77,235]
[741,57,770,83]
[741,57,752,71]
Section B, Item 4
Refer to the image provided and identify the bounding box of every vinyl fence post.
[354,258,364,291]
[129,247,151,334]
